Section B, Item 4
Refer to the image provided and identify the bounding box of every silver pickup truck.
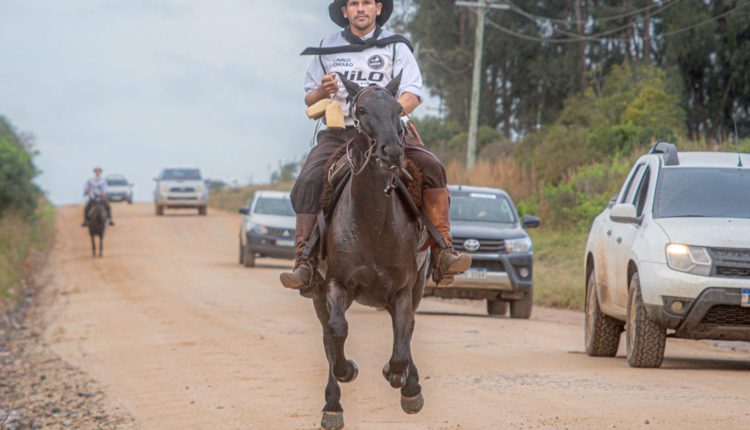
[424,185,540,318]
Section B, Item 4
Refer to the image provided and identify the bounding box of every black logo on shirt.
[367,55,385,70]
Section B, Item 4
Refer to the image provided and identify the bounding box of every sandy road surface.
[44,204,750,430]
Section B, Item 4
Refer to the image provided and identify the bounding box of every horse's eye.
[357,107,366,116]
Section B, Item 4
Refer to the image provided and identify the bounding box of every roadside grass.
[529,228,587,311]
[209,183,293,213]
[0,201,56,302]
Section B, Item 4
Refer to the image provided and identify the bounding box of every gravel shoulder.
[0,252,133,429]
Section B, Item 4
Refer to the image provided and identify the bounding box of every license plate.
[742,289,750,308]
[276,239,295,247]
[458,268,487,280]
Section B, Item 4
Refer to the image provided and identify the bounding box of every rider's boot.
[423,188,472,286]
[279,214,317,290]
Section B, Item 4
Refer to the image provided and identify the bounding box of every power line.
[504,0,681,26]
[480,1,750,44]
[661,1,750,37]
[497,0,683,43]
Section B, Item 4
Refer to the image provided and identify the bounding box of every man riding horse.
[82,166,114,227]
[280,0,471,290]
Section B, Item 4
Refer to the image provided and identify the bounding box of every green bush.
[520,64,687,184]
[537,159,631,231]
[0,117,40,218]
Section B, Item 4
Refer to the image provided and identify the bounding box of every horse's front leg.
[90,234,96,258]
[400,320,424,414]
[99,235,104,258]
[383,287,414,389]
[326,279,357,384]
[313,291,345,430]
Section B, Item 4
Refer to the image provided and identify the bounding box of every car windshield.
[162,169,201,180]
[654,168,750,219]
[253,196,294,216]
[107,179,128,186]
[449,192,516,223]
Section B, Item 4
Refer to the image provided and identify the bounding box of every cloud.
[0,0,337,204]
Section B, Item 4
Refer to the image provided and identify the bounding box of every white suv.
[584,143,750,368]
[153,168,209,216]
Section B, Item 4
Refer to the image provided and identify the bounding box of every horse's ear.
[337,72,362,98]
[385,71,403,97]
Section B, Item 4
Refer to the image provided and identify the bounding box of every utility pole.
[574,0,587,92]
[455,1,509,170]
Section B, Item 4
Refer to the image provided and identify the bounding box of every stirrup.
[432,250,472,287]
[280,259,313,290]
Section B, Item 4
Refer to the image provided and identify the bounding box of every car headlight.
[506,237,532,254]
[246,222,269,235]
[666,244,712,276]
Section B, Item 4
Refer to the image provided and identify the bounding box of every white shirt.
[84,176,108,199]
[304,29,423,126]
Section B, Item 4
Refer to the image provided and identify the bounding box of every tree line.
[401,0,750,142]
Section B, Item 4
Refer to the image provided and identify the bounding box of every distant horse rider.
[82,167,114,227]
[280,0,471,290]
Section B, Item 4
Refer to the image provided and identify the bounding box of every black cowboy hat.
[328,0,393,28]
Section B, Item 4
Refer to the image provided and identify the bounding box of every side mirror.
[239,207,249,215]
[610,203,642,225]
[522,215,541,229]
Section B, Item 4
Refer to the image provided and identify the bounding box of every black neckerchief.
[300,26,413,56]
[341,25,383,45]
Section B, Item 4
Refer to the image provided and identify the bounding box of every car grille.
[266,226,294,238]
[452,238,506,253]
[470,260,506,272]
[170,187,196,193]
[711,248,750,279]
[700,305,750,326]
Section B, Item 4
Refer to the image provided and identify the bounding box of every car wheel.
[584,272,623,357]
[486,299,507,317]
[198,206,207,216]
[626,273,666,368]
[243,246,256,268]
[155,205,164,216]
[510,290,533,319]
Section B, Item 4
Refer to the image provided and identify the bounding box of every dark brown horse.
[311,72,430,430]
[87,196,107,257]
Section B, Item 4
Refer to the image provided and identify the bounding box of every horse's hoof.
[320,411,344,430]
[389,373,406,389]
[336,360,358,383]
[382,363,407,388]
[401,392,424,415]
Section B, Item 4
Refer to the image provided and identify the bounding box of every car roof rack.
[650,141,679,166]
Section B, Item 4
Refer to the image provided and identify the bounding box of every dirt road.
[44,204,750,429]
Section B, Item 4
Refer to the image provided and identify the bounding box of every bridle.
[346,85,406,179]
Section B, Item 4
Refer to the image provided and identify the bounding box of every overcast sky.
[0,0,354,204]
